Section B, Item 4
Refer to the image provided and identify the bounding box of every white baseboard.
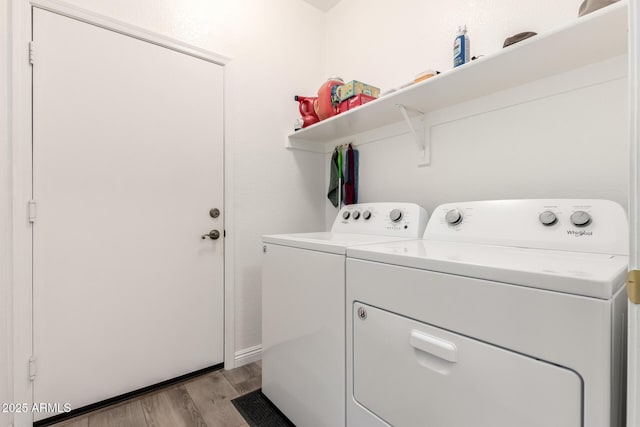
[234,345,262,367]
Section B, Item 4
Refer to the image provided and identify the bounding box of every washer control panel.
[425,199,628,255]
[332,203,429,238]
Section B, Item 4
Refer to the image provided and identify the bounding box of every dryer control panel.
[425,199,628,255]
[332,203,429,238]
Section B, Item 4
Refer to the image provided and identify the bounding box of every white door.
[32,8,224,420]
[631,1,640,426]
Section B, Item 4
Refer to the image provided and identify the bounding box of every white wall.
[324,0,628,224]
[1,0,12,424]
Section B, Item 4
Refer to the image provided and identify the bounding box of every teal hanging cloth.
[327,147,341,207]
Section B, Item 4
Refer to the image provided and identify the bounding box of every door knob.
[201,230,221,240]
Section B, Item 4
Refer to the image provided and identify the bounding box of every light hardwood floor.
[49,361,262,427]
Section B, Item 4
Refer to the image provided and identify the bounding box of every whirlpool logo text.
[567,230,593,237]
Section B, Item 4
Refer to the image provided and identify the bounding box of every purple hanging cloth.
[344,144,355,205]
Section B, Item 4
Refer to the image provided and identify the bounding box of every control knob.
[389,209,403,222]
[445,208,463,226]
[538,211,558,226]
[363,211,372,220]
[342,211,350,220]
[353,211,361,220]
[570,210,591,227]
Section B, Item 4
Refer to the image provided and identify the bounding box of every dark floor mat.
[232,389,295,427]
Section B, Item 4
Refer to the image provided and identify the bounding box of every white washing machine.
[262,203,429,427]
[346,199,628,427]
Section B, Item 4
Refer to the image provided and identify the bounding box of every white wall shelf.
[286,0,628,157]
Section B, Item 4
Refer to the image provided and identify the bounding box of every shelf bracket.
[397,104,430,166]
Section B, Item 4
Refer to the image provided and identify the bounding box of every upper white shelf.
[287,0,628,150]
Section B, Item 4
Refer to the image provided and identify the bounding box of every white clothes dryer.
[262,203,428,427]
[346,199,628,427]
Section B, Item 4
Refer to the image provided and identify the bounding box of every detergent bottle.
[453,25,470,67]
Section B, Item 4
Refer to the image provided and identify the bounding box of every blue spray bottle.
[453,25,470,68]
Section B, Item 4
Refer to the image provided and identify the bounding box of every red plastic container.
[316,78,344,121]
[294,95,319,128]
[347,94,376,109]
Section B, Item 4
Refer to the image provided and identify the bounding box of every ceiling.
[301,0,342,12]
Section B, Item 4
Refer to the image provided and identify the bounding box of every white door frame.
[631,0,640,426]
[8,1,236,425]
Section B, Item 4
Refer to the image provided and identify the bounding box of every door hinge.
[628,269,640,304]
[29,41,35,65]
[29,357,36,381]
[28,200,36,223]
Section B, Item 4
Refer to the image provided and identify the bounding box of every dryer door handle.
[410,330,458,363]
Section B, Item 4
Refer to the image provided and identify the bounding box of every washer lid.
[263,232,415,255]
[347,240,628,299]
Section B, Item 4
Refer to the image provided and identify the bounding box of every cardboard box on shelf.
[338,80,380,102]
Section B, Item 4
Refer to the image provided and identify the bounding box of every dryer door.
[352,303,582,427]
